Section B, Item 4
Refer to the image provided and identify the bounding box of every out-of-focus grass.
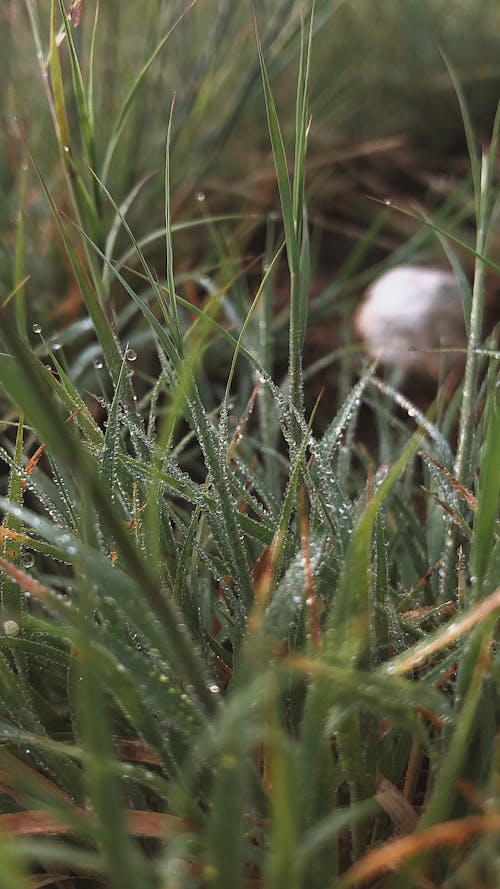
[0,2,499,888]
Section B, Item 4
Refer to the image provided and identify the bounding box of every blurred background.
[1,0,499,385]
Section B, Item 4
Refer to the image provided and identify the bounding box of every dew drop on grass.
[4,620,20,637]
[209,684,220,694]
[32,323,42,334]
[384,198,392,206]
[94,358,104,370]
[52,341,62,351]
[21,552,35,568]
[126,348,137,362]
[195,191,206,203]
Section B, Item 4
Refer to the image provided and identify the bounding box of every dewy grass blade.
[0,330,217,717]
[329,421,426,666]
[70,188,255,611]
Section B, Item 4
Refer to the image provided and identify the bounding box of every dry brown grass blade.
[0,555,52,601]
[0,807,187,839]
[390,587,500,676]
[339,814,500,887]
[375,774,419,836]
[419,450,478,510]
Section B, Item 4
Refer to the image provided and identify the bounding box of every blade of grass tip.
[292,2,314,235]
[100,0,198,185]
[87,0,99,129]
[165,93,184,355]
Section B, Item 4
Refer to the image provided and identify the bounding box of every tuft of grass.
[0,2,499,888]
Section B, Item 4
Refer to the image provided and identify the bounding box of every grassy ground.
[0,2,499,887]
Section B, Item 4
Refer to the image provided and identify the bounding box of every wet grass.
[0,2,499,887]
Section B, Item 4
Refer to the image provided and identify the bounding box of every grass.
[0,1,499,887]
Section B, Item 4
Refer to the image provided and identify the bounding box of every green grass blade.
[101,0,198,184]
[470,375,500,598]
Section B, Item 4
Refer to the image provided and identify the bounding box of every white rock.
[355,265,467,379]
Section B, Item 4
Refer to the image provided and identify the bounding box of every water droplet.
[209,684,220,694]
[21,552,35,568]
[125,348,137,362]
[32,323,42,334]
[52,340,62,351]
[4,620,20,637]
[45,364,52,372]
[384,198,392,206]
[63,145,70,153]
[94,358,104,370]
[195,191,206,203]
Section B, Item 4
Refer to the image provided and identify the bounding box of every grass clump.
[0,2,499,888]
